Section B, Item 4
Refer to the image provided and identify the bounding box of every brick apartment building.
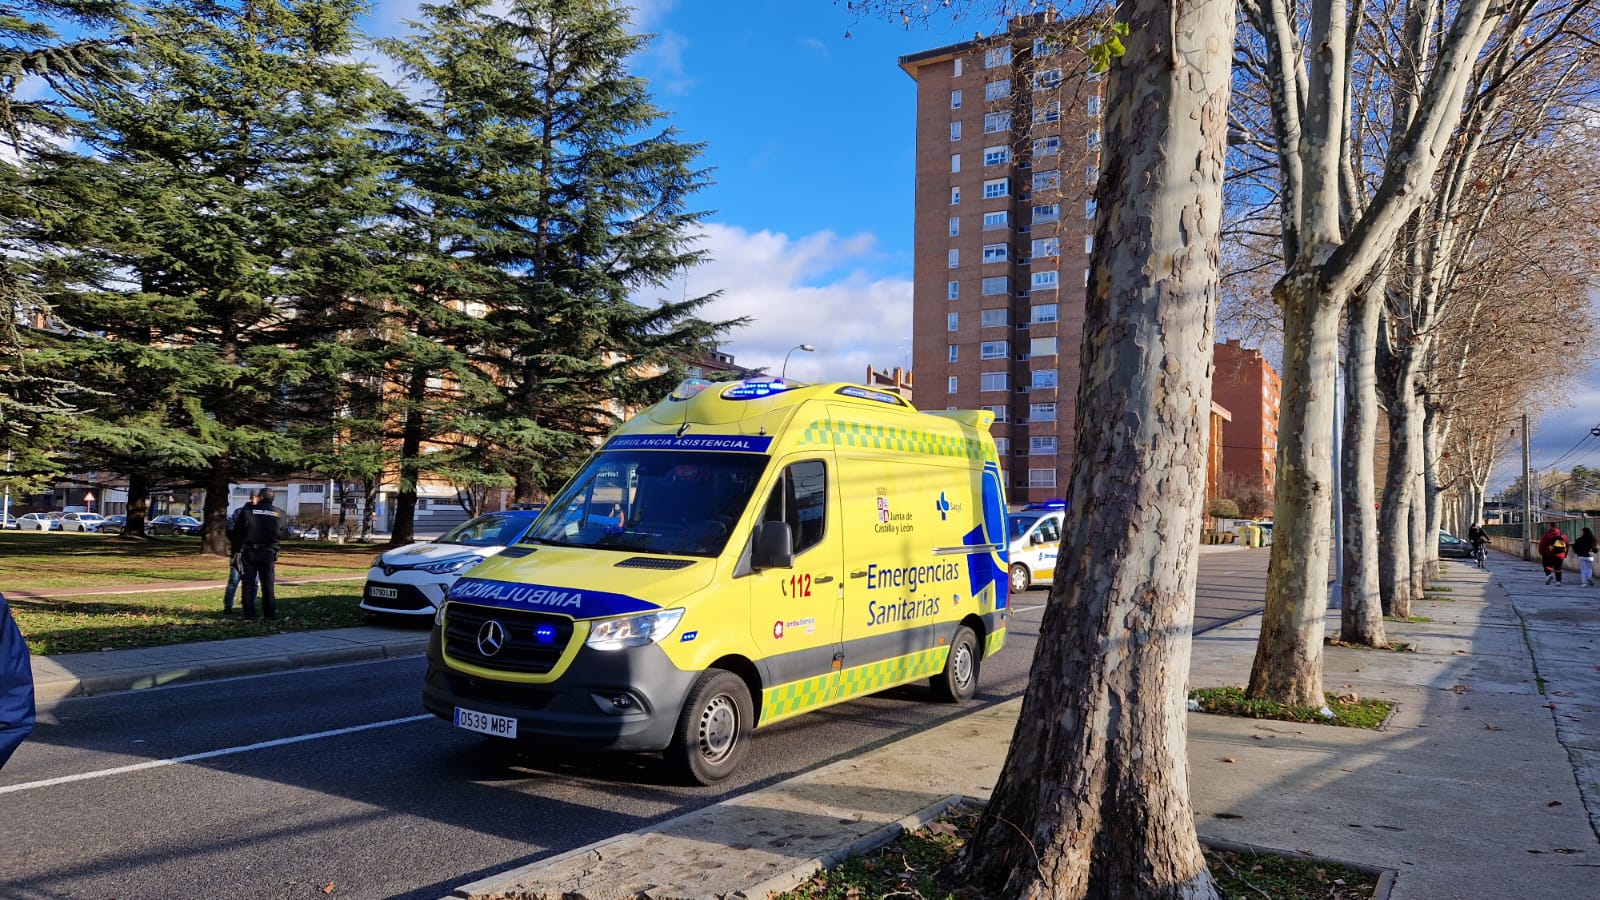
[899,13,1101,504]
[1211,339,1282,513]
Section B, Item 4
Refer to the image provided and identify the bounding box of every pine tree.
[374,0,740,541]
[19,0,391,549]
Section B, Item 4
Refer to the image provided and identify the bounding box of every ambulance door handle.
[850,570,868,579]
[813,575,834,584]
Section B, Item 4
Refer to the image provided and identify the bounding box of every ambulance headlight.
[586,609,685,650]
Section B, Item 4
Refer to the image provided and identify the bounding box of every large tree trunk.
[953,2,1233,896]
[1340,278,1386,646]
[1247,279,1335,707]
[202,462,232,556]
[389,366,428,547]
[1378,351,1421,617]
[1423,402,1443,580]
[124,471,151,538]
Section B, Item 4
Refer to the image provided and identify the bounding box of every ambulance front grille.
[444,604,574,674]
[614,557,695,570]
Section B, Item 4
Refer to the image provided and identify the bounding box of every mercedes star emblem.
[476,620,507,657]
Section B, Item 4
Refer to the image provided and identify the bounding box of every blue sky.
[365,0,1005,385]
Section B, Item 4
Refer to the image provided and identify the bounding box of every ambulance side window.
[1039,518,1060,543]
[762,461,827,555]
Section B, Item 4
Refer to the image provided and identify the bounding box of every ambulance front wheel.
[1009,563,1032,593]
[668,668,753,785]
[931,625,980,703]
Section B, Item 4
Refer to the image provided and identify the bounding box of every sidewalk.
[24,552,1600,898]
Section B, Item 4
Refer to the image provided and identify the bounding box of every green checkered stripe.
[984,627,1007,658]
[797,419,992,461]
[760,646,952,724]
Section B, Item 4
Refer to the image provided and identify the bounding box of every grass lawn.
[0,531,378,589]
[0,532,387,654]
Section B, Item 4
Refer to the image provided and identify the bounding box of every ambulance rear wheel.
[931,625,980,703]
[1009,563,1032,593]
[668,668,753,785]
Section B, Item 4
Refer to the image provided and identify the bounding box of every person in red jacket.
[1538,523,1570,585]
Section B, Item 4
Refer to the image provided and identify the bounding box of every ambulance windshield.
[523,450,770,557]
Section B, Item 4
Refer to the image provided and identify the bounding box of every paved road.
[0,548,1268,900]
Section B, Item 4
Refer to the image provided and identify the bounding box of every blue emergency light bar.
[721,378,796,401]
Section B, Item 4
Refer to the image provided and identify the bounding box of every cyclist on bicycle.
[1467,523,1490,567]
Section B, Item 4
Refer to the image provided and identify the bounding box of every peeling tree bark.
[953,1,1234,896]
[1340,275,1386,645]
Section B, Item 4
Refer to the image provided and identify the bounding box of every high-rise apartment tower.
[899,14,1100,504]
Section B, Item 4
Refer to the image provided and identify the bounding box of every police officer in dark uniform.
[230,487,284,620]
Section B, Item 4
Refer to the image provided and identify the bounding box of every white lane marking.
[0,714,433,796]
[1011,603,1046,614]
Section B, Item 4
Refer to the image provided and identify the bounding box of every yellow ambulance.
[422,376,1010,783]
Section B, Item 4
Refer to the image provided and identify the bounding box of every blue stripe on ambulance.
[447,576,659,618]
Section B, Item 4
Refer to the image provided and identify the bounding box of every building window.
[1033,68,1062,90]
[981,275,1009,295]
[951,153,961,173]
[951,186,961,204]
[984,145,1011,166]
[1032,302,1059,323]
[953,58,963,77]
[983,177,1009,199]
[1032,136,1061,157]
[985,79,1011,101]
[950,121,962,141]
[1031,336,1059,356]
[1030,402,1058,422]
[1087,130,1102,151]
[947,312,960,331]
[1032,237,1060,258]
[1085,267,1092,286]
[1031,271,1059,291]
[985,46,1011,68]
[980,340,1009,359]
[951,89,962,109]
[948,376,959,394]
[1032,370,1058,390]
[1086,198,1097,219]
[983,210,1009,230]
[987,405,1008,422]
[1088,95,1102,117]
[948,280,959,300]
[949,216,960,236]
[982,242,1009,263]
[1084,234,1094,254]
[1032,37,1060,57]
[994,437,1010,456]
[1033,203,1060,223]
[980,308,1009,328]
[981,371,1008,392]
[1029,468,1057,488]
[1032,169,1061,192]
[1030,435,1057,453]
[948,249,960,268]
[983,111,1012,134]
[948,344,959,362]
[1085,163,1099,185]
[1033,100,1061,123]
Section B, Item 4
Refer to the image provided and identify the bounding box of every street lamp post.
[780,344,815,379]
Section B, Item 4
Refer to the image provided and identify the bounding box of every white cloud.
[641,223,913,386]
[799,37,831,62]
[645,30,695,95]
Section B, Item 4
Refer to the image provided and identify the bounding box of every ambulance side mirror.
[752,522,794,570]
[1030,532,1044,545]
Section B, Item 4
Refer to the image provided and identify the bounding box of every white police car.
[360,511,542,618]
[1007,501,1066,592]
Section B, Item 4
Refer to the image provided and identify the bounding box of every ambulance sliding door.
[747,456,845,723]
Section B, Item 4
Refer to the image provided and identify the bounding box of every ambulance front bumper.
[421,626,698,752]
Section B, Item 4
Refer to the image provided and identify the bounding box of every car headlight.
[369,553,385,567]
[417,556,484,575]
[585,609,685,651]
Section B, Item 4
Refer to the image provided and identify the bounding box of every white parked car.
[1006,502,1066,592]
[60,512,107,533]
[17,512,62,531]
[360,511,543,618]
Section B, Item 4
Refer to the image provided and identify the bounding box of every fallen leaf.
[1548,801,1562,807]
[322,884,335,895]
[1220,757,1236,763]
[1484,724,1502,731]
[1451,684,1471,693]
[1553,691,1576,697]
[927,821,958,836]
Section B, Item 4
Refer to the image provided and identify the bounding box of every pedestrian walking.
[1574,527,1598,588]
[1538,523,1570,585]
[222,491,260,613]
[1,592,36,770]
[230,487,284,620]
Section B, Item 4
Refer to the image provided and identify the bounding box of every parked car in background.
[91,514,128,534]
[59,512,106,533]
[360,510,542,618]
[0,513,18,530]
[17,512,62,531]
[1439,530,1474,559]
[147,514,202,536]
